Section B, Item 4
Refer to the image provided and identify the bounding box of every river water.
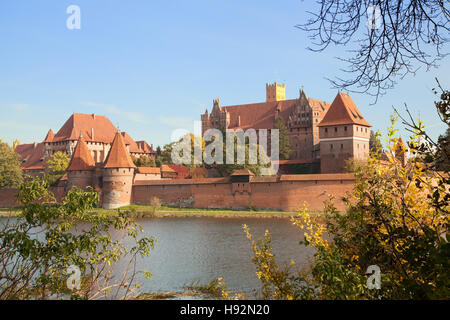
[125,217,314,297]
[0,216,315,298]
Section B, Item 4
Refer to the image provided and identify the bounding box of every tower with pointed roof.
[102,130,136,209]
[66,134,96,190]
[318,92,372,173]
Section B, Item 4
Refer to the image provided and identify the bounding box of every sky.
[0,0,448,148]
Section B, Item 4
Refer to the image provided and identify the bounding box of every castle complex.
[16,113,156,175]
[7,83,372,210]
[201,83,371,173]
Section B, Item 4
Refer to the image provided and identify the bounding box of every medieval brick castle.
[201,83,371,173]
[9,83,371,210]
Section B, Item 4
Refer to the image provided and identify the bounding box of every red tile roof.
[53,113,118,143]
[220,97,331,130]
[67,135,95,171]
[103,131,136,168]
[43,129,54,143]
[15,142,45,170]
[160,164,176,173]
[137,167,161,174]
[231,169,254,176]
[136,141,155,154]
[318,92,371,127]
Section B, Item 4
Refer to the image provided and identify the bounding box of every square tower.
[318,92,371,173]
[266,82,286,102]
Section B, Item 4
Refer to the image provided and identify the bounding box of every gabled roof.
[318,92,371,127]
[136,141,155,154]
[15,142,45,170]
[121,131,144,153]
[216,97,331,130]
[43,129,54,143]
[53,113,118,143]
[67,135,95,171]
[103,131,136,168]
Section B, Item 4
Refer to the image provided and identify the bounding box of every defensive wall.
[0,174,355,212]
[0,186,66,208]
[132,173,355,212]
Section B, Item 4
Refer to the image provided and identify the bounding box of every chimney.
[92,113,96,120]
[91,128,94,141]
[238,116,241,127]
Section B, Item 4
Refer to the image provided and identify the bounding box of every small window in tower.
[356,127,358,131]
[341,144,343,149]
[325,128,328,133]
[330,144,333,150]
[334,127,337,132]
[344,126,347,131]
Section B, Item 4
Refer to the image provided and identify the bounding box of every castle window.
[330,144,333,150]
[344,126,347,131]
[334,127,337,132]
[325,128,328,133]
[356,127,358,131]
[341,144,343,149]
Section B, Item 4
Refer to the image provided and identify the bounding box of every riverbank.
[0,205,318,219]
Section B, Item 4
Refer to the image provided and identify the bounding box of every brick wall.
[1,174,355,212]
[132,174,355,212]
[0,186,66,208]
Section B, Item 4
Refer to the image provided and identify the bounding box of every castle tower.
[266,82,286,102]
[66,134,96,190]
[102,130,136,209]
[318,92,371,173]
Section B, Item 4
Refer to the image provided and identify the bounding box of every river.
[0,216,315,299]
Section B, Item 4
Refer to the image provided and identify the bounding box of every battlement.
[266,82,286,102]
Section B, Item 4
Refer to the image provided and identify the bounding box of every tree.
[215,136,271,177]
[436,127,450,171]
[0,139,23,189]
[369,130,383,155]
[0,175,155,299]
[243,86,450,300]
[132,155,156,167]
[274,117,292,160]
[47,151,70,175]
[298,1,449,101]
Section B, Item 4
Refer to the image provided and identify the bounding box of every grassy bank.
[0,205,320,219]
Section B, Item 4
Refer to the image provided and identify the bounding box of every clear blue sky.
[0,0,448,148]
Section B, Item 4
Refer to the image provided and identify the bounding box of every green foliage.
[0,175,155,300]
[274,117,292,160]
[369,130,383,156]
[45,151,70,186]
[215,137,271,177]
[132,155,156,167]
[46,151,70,175]
[244,86,449,299]
[0,139,23,189]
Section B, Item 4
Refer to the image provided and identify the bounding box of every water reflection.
[116,217,314,298]
[1,216,315,299]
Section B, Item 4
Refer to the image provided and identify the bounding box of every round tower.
[66,134,95,190]
[102,131,136,209]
